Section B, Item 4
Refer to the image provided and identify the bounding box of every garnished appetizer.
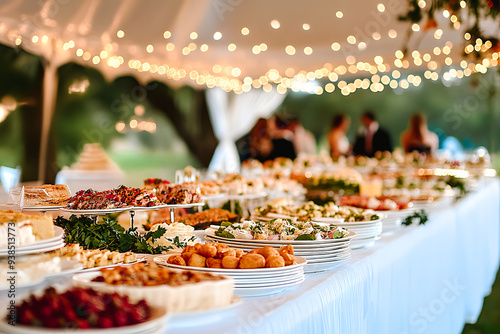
[207,219,349,241]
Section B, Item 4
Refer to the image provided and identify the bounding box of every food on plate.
[208,219,349,241]
[254,201,381,222]
[11,286,151,328]
[176,208,239,229]
[113,185,162,207]
[20,184,71,207]
[339,195,412,210]
[0,255,61,288]
[51,243,137,269]
[0,210,54,247]
[168,243,297,269]
[217,173,265,196]
[54,215,168,255]
[66,189,129,210]
[141,179,202,204]
[147,222,198,249]
[92,262,227,286]
[85,262,234,312]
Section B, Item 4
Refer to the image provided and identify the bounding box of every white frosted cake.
[70,143,120,171]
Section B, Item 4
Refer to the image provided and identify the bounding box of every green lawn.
[462,268,500,334]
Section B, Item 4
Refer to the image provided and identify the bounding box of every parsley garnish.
[401,210,429,226]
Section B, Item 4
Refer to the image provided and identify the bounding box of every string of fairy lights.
[1,1,499,96]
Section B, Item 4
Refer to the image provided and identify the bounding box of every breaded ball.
[198,244,217,258]
[187,253,206,267]
[167,255,186,266]
[206,258,223,268]
[279,245,294,256]
[265,255,285,268]
[214,244,230,258]
[239,253,266,269]
[221,249,236,258]
[281,252,296,266]
[234,249,244,258]
[222,256,240,269]
[259,246,280,259]
[181,245,197,262]
[194,243,203,251]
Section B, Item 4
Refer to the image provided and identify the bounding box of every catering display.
[73,263,234,312]
[204,220,354,273]
[5,286,163,330]
[253,201,381,222]
[155,243,307,296]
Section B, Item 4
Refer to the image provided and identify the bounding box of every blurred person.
[266,115,297,161]
[353,110,393,157]
[328,114,350,159]
[287,118,316,155]
[248,118,273,162]
[401,113,439,156]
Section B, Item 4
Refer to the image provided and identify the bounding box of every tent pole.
[38,60,58,183]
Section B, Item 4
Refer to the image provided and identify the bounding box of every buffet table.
[167,179,500,334]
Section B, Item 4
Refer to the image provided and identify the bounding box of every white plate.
[2,238,64,252]
[301,250,351,260]
[234,276,304,297]
[0,308,170,334]
[20,205,65,211]
[169,296,242,328]
[350,236,381,249]
[60,207,132,215]
[44,260,84,278]
[205,229,356,245]
[189,266,305,278]
[333,218,383,227]
[154,255,307,274]
[306,254,351,264]
[201,193,227,201]
[161,203,205,209]
[0,276,44,292]
[0,227,64,253]
[231,272,304,284]
[304,261,348,273]
[0,241,65,257]
[203,236,352,251]
[226,192,267,200]
[234,274,305,288]
[83,255,147,271]
[131,204,172,211]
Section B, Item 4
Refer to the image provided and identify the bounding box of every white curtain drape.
[206,88,286,173]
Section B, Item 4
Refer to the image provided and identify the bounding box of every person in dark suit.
[353,111,393,157]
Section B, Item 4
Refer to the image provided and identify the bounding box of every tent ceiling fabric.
[0,0,497,92]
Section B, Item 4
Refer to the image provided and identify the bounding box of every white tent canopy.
[0,0,498,177]
[0,0,488,91]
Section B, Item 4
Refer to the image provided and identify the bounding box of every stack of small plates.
[376,208,415,232]
[203,230,355,273]
[315,217,383,249]
[0,226,65,256]
[155,255,307,297]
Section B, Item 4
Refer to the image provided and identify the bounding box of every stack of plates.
[376,208,415,232]
[203,230,355,273]
[155,255,307,297]
[315,217,382,249]
[0,226,65,256]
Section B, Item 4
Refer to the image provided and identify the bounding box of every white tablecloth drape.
[166,179,500,334]
[206,88,286,173]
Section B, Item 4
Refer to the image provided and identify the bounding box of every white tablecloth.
[167,179,500,334]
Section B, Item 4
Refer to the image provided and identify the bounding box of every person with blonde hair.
[400,113,439,155]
